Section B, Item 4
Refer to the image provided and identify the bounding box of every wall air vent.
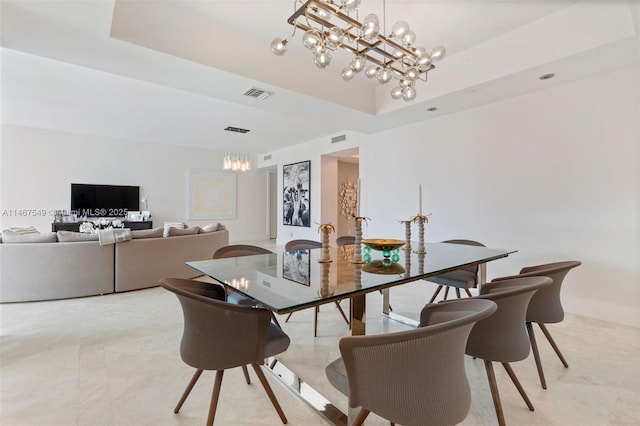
[243,87,273,100]
[331,134,346,143]
[224,126,251,134]
[263,154,272,161]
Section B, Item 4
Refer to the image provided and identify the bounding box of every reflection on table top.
[187,242,514,314]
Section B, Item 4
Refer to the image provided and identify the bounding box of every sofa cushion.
[199,223,226,233]
[56,231,99,242]
[163,221,186,237]
[8,226,40,235]
[2,231,58,243]
[168,226,199,236]
[131,227,164,239]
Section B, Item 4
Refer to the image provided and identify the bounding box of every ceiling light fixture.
[271,0,446,102]
[222,127,252,172]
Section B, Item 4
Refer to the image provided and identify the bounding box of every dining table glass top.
[187,242,513,314]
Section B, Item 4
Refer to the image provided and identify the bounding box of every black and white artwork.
[283,160,310,227]
[282,250,311,286]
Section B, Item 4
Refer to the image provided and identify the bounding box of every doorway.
[320,147,359,239]
[267,168,278,239]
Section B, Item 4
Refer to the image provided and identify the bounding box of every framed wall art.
[187,170,236,220]
[283,160,310,227]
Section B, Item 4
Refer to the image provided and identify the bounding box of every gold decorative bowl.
[362,239,405,251]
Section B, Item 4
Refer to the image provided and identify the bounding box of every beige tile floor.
[1,241,638,426]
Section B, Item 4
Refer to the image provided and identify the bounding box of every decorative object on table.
[411,183,431,253]
[362,238,404,266]
[282,249,311,286]
[127,211,144,221]
[317,223,335,263]
[271,0,446,102]
[283,160,311,227]
[351,216,368,264]
[353,263,363,288]
[400,219,412,251]
[79,219,125,233]
[188,169,237,220]
[318,262,334,297]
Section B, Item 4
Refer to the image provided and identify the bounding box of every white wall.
[361,67,639,327]
[263,68,639,327]
[0,125,268,242]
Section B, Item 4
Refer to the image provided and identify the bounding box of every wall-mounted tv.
[71,183,139,217]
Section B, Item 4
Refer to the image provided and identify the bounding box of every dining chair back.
[284,239,322,251]
[212,244,274,308]
[335,235,356,246]
[212,244,273,259]
[425,239,486,302]
[326,298,497,426]
[160,278,290,426]
[444,277,552,426]
[492,260,581,389]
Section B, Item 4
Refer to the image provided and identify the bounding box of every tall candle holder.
[317,223,334,263]
[351,216,367,264]
[400,220,412,251]
[411,214,429,254]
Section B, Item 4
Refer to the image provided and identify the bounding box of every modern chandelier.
[271,0,446,102]
[222,150,252,172]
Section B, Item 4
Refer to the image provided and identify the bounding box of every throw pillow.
[131,227,164,239]
[1,231,58,243]
[8,226,39,235]
[199,223,225,233]
[163,221,186,237]
[168,226,199,236]
[56,231,99,242]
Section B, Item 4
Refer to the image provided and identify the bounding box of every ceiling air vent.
[224,126,251,134]
[263,154,272,161]
[242,87,273,100]
[331,134,347,144]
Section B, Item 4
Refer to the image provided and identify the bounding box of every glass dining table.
[187,242,514,425]
[187,242,514,336]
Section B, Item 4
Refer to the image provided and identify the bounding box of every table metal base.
[267,358,347,425]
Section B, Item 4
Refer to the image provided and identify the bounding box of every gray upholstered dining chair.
[335,235,356,246]
[326,298,497,426]
[160,278,290,426]
[492,260,582,389]
[284,239,350,336]
[445,276,552,426]
[425,239,486,303]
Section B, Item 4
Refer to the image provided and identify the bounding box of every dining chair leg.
[241,365,251,385]
[538,323,569,368]
[428,285,443,303]
[455,288,462,298]
[251,363,288,424]
[284,312,293,322]
[314,306,319,337]
[175,368,203,413]
[270,312,282,328]
[443,286,451,300]
[502,362,534,411]
[464,288,473,297]
[484,360,506,426]
[206,370,224,426]
[526,321,547,389]
[353,408,370,426]
[335,301,350,325]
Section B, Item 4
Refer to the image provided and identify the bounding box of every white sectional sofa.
[0,228,229,303]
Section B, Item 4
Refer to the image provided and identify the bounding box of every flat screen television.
[71,183,139,217]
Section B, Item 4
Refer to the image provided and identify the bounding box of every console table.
[51,221,153,232]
